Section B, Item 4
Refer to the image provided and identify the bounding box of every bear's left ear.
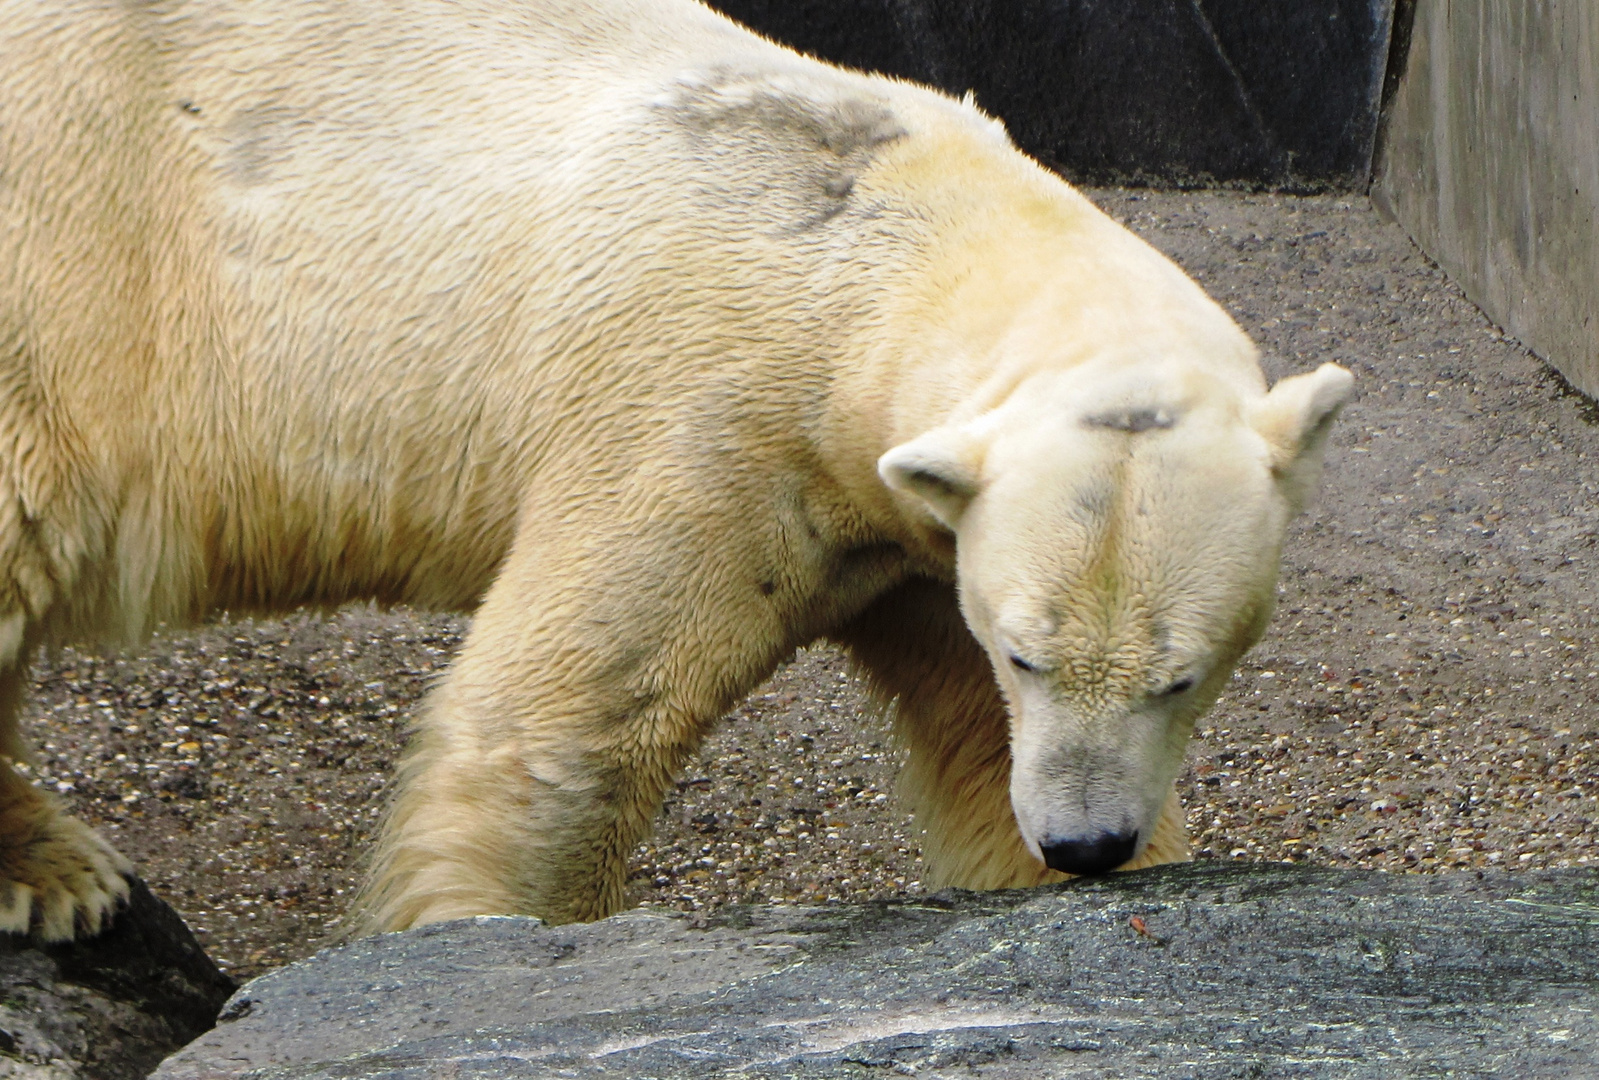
[878,427,984,532]
[1249,363,1354,512]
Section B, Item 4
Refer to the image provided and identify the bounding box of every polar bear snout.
[1037,829,1139,876]
[1007,721,1179,880]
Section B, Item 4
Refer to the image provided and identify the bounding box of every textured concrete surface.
[1375,0,1599,394]
[157,861,1599,1079]
[0,879,234,1080]
[709,0,1396,190]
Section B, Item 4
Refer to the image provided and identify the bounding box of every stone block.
[1374,0,1599,394]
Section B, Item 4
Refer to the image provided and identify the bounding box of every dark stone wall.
[707,0,1398,191]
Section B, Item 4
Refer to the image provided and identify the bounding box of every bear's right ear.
[878,429,982,531]
[1249,363,1355,513]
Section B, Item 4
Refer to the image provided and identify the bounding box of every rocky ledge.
[0,879,234,1080]
[157,861,1597,1079]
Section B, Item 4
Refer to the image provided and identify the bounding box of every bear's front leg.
[838,578,1062,891]
[356,513,793,933]
[358,685,673,931]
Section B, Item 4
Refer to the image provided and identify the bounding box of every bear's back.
[0,0,1022,629]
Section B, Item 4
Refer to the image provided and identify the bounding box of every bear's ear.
[1249,363,1354,512]
[878,428,983,531]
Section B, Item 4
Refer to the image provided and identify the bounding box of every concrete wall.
[1374,1,1599,392]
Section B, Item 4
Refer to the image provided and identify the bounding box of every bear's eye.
[1009,654,1037,674]
[1161,677,1196,696]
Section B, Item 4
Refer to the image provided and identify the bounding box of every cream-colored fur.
[0,0,1348,939]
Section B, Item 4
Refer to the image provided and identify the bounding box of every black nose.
[1039,830,1139,875]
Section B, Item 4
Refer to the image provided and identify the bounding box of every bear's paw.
[0,804,133,941]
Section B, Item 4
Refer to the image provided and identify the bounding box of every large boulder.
[158,861,1597,1078]
[0,879,234,1080]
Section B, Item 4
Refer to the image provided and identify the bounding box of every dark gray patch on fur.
[661,68,906,228]
[1083,407,1178,433]
[223,104,304,187]
[664,70,905,152]
[823,173,855,199]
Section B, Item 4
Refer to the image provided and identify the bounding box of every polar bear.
[0,0,1350,940]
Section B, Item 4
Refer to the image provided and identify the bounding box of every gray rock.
[157,862,1598,1079]
[0,879,235,1080]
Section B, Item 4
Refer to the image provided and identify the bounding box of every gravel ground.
[20,188,1599,980]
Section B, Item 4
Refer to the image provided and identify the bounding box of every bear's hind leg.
[0,661,132,940]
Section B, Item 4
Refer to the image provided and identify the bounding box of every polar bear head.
[879,355,1351,876]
